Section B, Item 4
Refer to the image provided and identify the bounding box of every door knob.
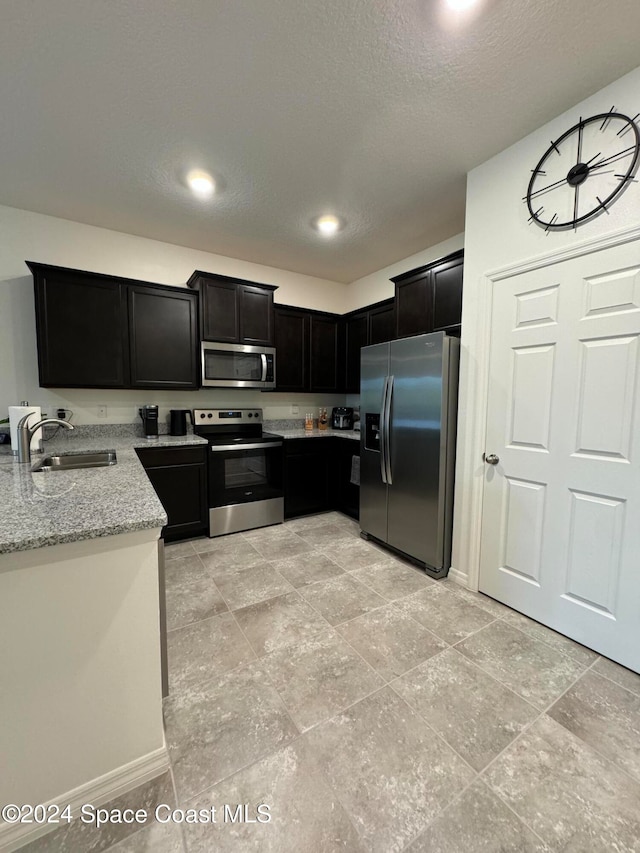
[483,453,500,465]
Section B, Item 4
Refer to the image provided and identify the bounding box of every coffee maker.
[139,404,159,438]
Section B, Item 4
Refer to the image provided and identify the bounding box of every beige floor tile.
[396,585,496,644]
[269,551,344,588]
[195,537,264,568]
[251,532,316,561]
[298,574,386,625]
[351,559,434,600]
[337,605,447,681]
[106,820,184,852]
[438,578,512,619]
[297,522,356,547]
[327,536,394,570]
[164,540,197,561]
[304,687,475,853]
[548,669,640,783]
[165,572,228,632]
[233,591,328,656]
[394,648,538,771]
[456,621,587,710]
[484,715,640,852]
[205,561,295,611]
[164,661,298,801]
[262,629,384,731]
[182,740,365,852]
[167,612,255,692]
[592,656,640,696]
[502,610,598,667]
[407,780,549,852]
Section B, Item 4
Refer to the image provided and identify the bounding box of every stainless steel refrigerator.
[360,332,459,578]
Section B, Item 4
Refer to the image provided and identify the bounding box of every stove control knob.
[207,413,213,419]
[248,412,253,418]
[254,412,259,418]
[199,413,205,419]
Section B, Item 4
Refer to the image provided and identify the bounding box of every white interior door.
[479,237,640,673]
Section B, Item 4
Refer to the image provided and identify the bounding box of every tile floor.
[24,511,640,852]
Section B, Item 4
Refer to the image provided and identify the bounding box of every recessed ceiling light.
[186,169,215,198]
[445,0,478,9]
[313,214,343,236]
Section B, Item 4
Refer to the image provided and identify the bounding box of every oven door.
[209,441,283,507]
[201,342,276,389]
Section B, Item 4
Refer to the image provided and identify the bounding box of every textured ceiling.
[1,0,639,283]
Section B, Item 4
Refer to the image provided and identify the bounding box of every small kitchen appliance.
[201,341,276,389]
[139,404,159,438]
[193,408,284,537]
[331,407,354,430]
[169,409,193,436]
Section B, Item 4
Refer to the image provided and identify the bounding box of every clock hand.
[576,118,584,166]
[589,145,636,171]
[573,185,579,227]
[524,176,568,201]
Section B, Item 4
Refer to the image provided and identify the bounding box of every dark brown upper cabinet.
[274,305,342,393]
[187,271,276,346]
[342,298,395,393]
[128,284,198,389]
[28,262,199,390]
[274,306,309,392]
[392,250,463,339]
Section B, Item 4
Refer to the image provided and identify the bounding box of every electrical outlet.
[97,405,107,419]
[291,405,299,414]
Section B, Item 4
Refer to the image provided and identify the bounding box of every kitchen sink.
[31,451,117,472]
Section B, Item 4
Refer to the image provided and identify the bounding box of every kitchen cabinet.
[333,437,360,520]
[135,446,208,540]
[392,250,464,338]
[30,263,129,388]
[283,438,331,518]
[273,306,309,392]
[187,271,276,345]
[28,262,199,390]
[342,298,395,393]
[274,306,343,393]
[128,284,198,389]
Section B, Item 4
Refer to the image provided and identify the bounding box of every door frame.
[455,221,640,592]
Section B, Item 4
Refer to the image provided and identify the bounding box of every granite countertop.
[0,430,208,555]
[274,428,361,442]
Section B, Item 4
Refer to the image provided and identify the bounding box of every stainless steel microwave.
[201,341,276,389]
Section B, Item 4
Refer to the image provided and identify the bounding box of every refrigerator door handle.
[385,375,394,484]
[380,376,389,484]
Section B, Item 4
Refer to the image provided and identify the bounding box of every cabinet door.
[239,285,274,345]
[395,272,432,338]
[274,306,309,391]
[129,286,198,389]
[284,440,330,518]
[309,314,340,392]
[432,254,463,335]
[202,279,239,342]
[344,312,368,393]
[137,447,208,540]
[33,269,129,388]
[333,438,360,520]
[369,300,396,345]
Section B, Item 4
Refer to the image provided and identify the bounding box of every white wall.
[452,64,640,584]
[0,205,348,424]
[344,232,464,313]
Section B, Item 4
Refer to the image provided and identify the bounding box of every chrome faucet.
[16,413,74,464]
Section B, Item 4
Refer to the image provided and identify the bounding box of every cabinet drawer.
[136,445,206,468]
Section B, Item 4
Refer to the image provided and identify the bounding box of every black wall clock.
[525,108,640,231]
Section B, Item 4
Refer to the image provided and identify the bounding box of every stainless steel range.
[193,408,284,537]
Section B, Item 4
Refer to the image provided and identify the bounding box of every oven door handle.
[260,353,268,383]
[210,441,283,452]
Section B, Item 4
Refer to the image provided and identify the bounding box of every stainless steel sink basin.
[31,451,117,472]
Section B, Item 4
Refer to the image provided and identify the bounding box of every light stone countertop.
[273,428,361,442]
[0,431,208,555]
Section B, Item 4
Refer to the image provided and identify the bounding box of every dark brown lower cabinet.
[136,446,207,541]
[284,437,360,520]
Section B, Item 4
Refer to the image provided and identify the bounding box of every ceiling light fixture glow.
[445,0,478,10]
[313,214,343,236]
[186,169,215,197]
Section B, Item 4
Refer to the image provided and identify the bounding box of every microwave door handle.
[380,377,389,485]
[260,353,268,383]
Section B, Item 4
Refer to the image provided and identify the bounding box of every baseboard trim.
[1,745,169,852]
[447,566,469,588]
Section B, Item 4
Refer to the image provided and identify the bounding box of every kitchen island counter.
[0,430,207,555]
